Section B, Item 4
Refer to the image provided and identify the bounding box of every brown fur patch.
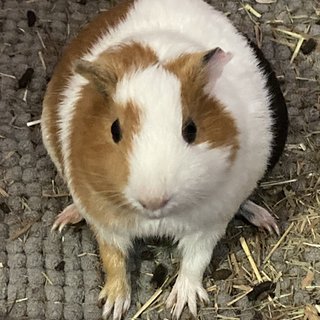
[42,0,136,178]
[68,43,158,228]
[165,53,239,161]
[96,234,130,302]
[74,42,158,96]
[69,91,140,227]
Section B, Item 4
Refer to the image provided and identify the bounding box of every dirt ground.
[0,0,319,319]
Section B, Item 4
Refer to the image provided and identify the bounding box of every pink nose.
[139,198,169,211]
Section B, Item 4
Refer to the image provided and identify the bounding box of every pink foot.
[51,204,84,232]
[166,274,209,319]
[239,200,280,236]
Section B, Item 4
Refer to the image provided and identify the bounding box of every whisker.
[91,192,122,200]
[80,115,111,120]
[72,169,108,179]
[92,190,119,195]
[89,190,132,209]
[109,197,132,211]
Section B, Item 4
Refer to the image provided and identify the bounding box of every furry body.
[42,0,287,318]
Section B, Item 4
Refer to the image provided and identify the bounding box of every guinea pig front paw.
[98,281,131,320]
[51,203,84,232]
[166,275,209,319]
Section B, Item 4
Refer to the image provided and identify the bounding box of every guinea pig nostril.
[139,198,169,211]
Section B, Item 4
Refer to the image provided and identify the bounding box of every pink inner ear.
[206,48,233,88]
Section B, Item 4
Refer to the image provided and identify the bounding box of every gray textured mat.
[0,0,319,319]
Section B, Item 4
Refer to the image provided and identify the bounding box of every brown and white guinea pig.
[41,0,288,319]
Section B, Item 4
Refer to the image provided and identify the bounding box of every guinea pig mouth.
[143,208,170,219]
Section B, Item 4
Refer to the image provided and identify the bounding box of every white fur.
[166,232,213,317]
[57,0,272,229]
[55,1,274,317]
[58,74,88,178]
[93,0,271,241]
[115,65,233,227]
[56,74,93,223]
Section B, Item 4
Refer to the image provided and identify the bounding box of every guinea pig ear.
[202,47,233,87]
[73,59,117,96]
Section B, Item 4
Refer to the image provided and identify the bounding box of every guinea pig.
[41,0,288,319]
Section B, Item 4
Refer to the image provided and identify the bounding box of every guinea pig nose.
[139,197,169,211]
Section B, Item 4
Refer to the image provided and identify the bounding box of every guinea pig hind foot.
[51,203,84,232]
[239,200,280,236]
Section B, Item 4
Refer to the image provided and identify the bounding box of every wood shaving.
[301,270,315,289]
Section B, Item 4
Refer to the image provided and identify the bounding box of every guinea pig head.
[70,44,238,220]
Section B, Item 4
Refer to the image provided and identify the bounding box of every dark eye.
[111,119,122,143]
[182,119,197,144]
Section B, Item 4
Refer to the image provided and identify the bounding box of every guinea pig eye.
[111,119,122,143]
[182,119,197,144]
